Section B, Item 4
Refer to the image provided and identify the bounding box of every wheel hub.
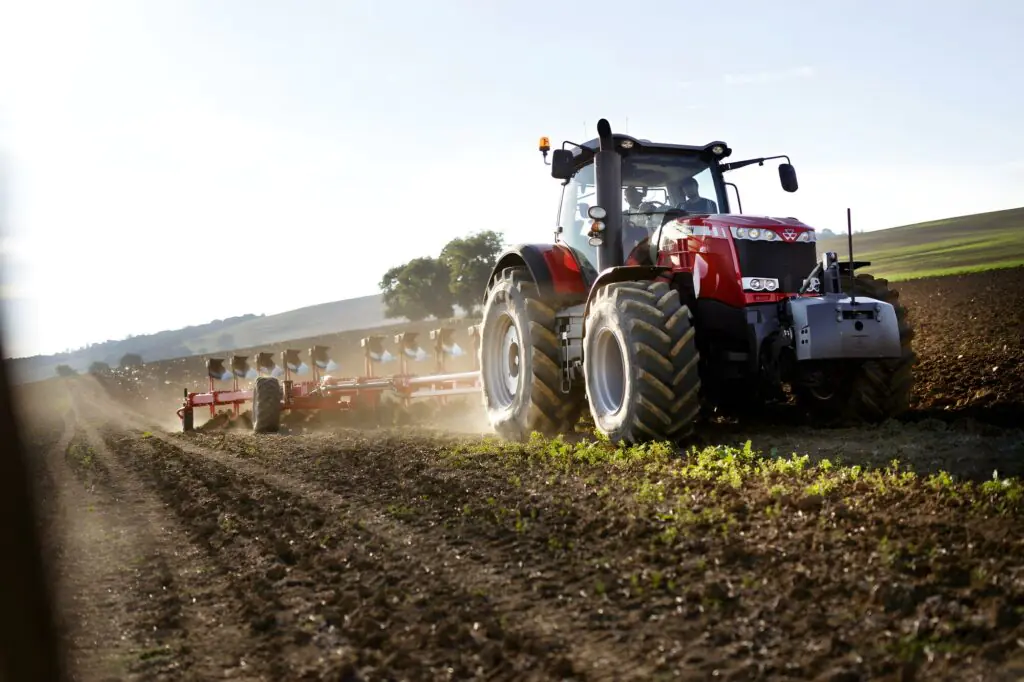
[501,323,521,397]
[590,327,626,417]
[483,312,523,409]
[800,367,839,401]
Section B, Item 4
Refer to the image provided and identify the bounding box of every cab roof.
[568,134,733,163]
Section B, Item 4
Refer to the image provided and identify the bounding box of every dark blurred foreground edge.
[0,336,66,682]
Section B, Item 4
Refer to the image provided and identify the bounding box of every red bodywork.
[539,243,590,296]
[633,214,818,309]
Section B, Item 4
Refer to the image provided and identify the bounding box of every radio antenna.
[847,207,856,305]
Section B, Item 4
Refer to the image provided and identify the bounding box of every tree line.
[379,230,505,321]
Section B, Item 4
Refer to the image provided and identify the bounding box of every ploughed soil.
[894,267,1023,425]
[12,266,1024,681]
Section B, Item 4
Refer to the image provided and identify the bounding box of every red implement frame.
[177,325,482,429]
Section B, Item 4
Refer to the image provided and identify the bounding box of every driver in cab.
[621,186,656,266]
[622,185,655,247]
[676,176,718,214]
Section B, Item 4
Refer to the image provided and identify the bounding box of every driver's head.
[681,177,699,199]
[624,186,645,209]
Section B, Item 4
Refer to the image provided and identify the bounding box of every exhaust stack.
[593,118,624,271]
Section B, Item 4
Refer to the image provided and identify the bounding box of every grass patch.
[877,260,1024,282]
[817,206,1024,281]
[441,432,1024,526]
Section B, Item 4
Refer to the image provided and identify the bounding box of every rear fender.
[485,244,597,305]
[583,265,672,318]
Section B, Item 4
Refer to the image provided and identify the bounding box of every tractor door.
[556,162,599,270]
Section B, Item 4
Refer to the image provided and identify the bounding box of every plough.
[178,325,483,432]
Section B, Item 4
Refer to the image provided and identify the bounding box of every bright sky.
[1,0,1022,358]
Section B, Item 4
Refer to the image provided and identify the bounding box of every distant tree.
[119,352,144,369]
[820,228,836,238]
[88,361,111,375]
[379,257,455,321]
[439,230,505,315]
[55,364,77,377]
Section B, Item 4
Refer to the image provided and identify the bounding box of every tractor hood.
[699,214,814,231]
[672,214,818,243]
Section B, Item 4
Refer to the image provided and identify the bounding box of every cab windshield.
[557,151,725,267]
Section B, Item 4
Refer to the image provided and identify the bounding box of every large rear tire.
[479,266,586,440]
[252,376,283,433]
[583,280,701,444]
[794,273,916,423]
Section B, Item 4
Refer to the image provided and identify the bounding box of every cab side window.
[556,163,597,268]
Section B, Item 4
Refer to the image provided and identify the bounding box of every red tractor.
[478,119,915,444]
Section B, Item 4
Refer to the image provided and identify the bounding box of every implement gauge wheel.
[583,280,701,444]
[479,266,585,440]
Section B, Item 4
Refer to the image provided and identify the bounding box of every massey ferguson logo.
[781,228,797,242]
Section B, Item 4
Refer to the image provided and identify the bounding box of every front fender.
[486,243,598,303]
[583,265,672,317]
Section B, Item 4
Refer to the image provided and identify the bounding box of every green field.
[816,206,1024,281]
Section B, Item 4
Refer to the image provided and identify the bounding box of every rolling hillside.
[182,294,400,355]
[7,206,1022,385]
[6,295,405,385]
[816,206,1024,280]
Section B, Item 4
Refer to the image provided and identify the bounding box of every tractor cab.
[542,130,799,274]
[549,135,734,272]
[555,151,727,270]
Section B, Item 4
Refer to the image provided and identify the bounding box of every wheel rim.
[809,386,836,401]
[484,312,522,408]
[590,327,626,417]
[800,367,838,401]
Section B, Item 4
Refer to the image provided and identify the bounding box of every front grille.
[733,241,817,293]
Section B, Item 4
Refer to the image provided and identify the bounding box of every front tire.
[583,280,701,444]
[479,266,586,440]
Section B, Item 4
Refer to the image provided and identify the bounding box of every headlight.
[730,226,784,241]
[742,277,781,292]
[731,226,811,242]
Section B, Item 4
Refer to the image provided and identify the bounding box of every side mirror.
[779,163,799,193]
[551,149,574,180]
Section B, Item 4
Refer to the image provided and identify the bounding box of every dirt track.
[14,267,1024,681]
